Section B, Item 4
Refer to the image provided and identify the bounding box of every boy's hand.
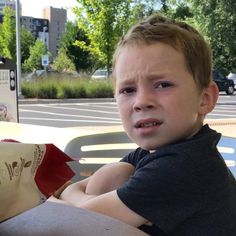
[48,181,72,204]
[53,180,72,198]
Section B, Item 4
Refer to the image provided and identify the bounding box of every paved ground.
[18,97,236,127]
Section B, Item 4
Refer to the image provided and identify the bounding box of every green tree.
[171,3,193,20]
[22,39,47,72]
[74,0,139,73]
[52,47,75,72]
[21,26,36,64]
[187,0,236,74]
[59,21,94,72]
[0,6,36,65]
[73,1,183,72]
[155,0,236,74]
[0,6,16,60]
[131,0,159,19]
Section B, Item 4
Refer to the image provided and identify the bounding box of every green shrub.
[73,82,87,98]
[21,81,39,98]
[36,83,58,99]
[21,75,114,99]
[86,81,114,98]
[58,82,87,98]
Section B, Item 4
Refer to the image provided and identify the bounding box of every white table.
[0,121,117,151]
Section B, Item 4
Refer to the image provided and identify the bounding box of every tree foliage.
[52,47,75,72]
[21,26,36,63]
[0,7,16,60]
[157,0,236,74]
[186,0,236,74]
[72,0,188,72]
[59,21,94,72]
[73,0,141,71]
[0,6,36,65]
[22,39,47,72]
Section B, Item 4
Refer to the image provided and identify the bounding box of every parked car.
[227,72,236,90]
[23,69,59,81]
[91,69,112,80]
[212,70,234,95]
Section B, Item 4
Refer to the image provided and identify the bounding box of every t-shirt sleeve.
[120,148,149,166]
[117,152,204,233]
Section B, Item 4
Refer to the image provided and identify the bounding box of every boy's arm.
[58,177,96,204]
[85,162,135,195]
[59,162,134,204]
[51,184,147,227]
[78,189,148,227]
[52,162,149,227]
[48,177,95,205]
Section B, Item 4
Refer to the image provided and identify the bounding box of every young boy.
[51,14,236,235]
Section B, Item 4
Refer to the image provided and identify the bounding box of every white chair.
[64,131,137,182]
[218,136,236,178]
[64,132,236,182]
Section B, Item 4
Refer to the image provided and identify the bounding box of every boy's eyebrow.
[142,73,169,82]
[117,73,168,85]
[116,78,135,86]
[147,74,166,80]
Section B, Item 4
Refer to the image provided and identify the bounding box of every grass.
[21,75,114,99]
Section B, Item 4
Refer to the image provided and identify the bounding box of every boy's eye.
[156,82,173,88]
[120,87,136,94]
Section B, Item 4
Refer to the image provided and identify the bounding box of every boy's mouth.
[135,119,162,128]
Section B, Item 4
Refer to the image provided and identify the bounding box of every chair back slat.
[64,132,136,181]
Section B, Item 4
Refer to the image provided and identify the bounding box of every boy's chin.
[139,143,159,151]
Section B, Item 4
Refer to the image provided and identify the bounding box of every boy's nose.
[133,90,156,112]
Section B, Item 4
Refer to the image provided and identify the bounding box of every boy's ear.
[199,81,219,115]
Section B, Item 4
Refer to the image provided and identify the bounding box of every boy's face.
[115,43,210,150]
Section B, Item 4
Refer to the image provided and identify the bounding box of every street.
[18,94,236,128]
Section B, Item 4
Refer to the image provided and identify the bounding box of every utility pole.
[16,0,22,97]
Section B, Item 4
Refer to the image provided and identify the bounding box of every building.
[0,0,17,22]
[0,2,67,62]
[22,6,67,61]
[21,16,49,49]
[43,6,67,60]
[0,0,16,13]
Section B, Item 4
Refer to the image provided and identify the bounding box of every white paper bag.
[0,141,75,222]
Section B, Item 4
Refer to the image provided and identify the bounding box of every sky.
[20,0,78,21]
